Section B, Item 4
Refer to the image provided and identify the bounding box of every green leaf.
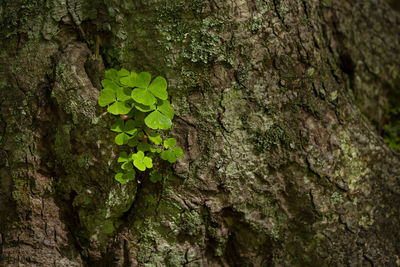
[173,146,183,159]
[148,76,168,100]
[132,151,145,171]
[161,150,176,163]
[117,87,132,101]
[157,100,174,119]
[121,161,134,170]
[145,110,172,130]
[132,151,144,161]
[105,69,119,81]
[107,101,132,115]
[115,133,130,145]
[133,160,146,171]
[120,72,138,87]
[164,138,177,149]
[118,68,130,77]
[98,89,116,107]
[133,72,151,88]
[161,139,182,163]
[118,152,129,162]
[111,119,124,132]
[132,88,156,105]
[137,142,151,152]
[137,130,145,139]
[137,142,156,153]
[132,151,153,171]
[115,172,128,184]
[148,133,162,145]
[135,103,156,112]
[124,120,138,136]
[124,170,136,180]
[143,157,153,168]
[127,136,139,147]
[101,79,120,91]
[130,110,146,126]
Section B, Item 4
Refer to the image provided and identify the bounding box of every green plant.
[98,68,183,184]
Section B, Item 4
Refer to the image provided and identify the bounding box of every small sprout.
[161,138,183,163]
[148,132,162,145]
[132,151,153,171]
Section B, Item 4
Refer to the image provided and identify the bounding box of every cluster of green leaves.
[99,68,183,183]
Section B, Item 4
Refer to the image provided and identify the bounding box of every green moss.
[0,0,47,37]
[335,130,370,193]
[251,124,293,153]
[330,192,344,205]
[11,176,30,205]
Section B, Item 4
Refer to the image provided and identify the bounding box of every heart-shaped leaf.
[124,170,136,180]
[148,76,168,100]
[131,88,156,105]
[161,150,176,163]
[115,172,128,184]
[157,100,174,119]
[118,152,129,162]
[115,133,130,145]
[120,72,138,87]
[173,146,183,159]
[107,101,132,115]
[118,68,130,77]
[144,110,172,130]
[148,132,162,145]
[161,147,183,163]
[133,72,151,88]
[164,138,177,149]
[127,136,139,147]
[105,69,119,81]
[101,79,120,91]
[116,87,132,101]
[121,161,134,170]
[143,157,153,168]
[98,89,116,107]
[115,170,136,184]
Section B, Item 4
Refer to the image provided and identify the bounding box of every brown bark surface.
[1,0,400,266]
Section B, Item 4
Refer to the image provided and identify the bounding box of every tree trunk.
[1,0,400,266]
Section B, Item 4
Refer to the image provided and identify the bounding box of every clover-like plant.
[161,138,184,163]
[98,68,183,184]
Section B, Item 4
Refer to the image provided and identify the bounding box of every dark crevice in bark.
[272,0,282,21]
[120,180,144,224]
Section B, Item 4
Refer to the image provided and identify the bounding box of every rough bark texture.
[1,0,400,266]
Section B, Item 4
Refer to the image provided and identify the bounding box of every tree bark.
[1,0,400,266]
